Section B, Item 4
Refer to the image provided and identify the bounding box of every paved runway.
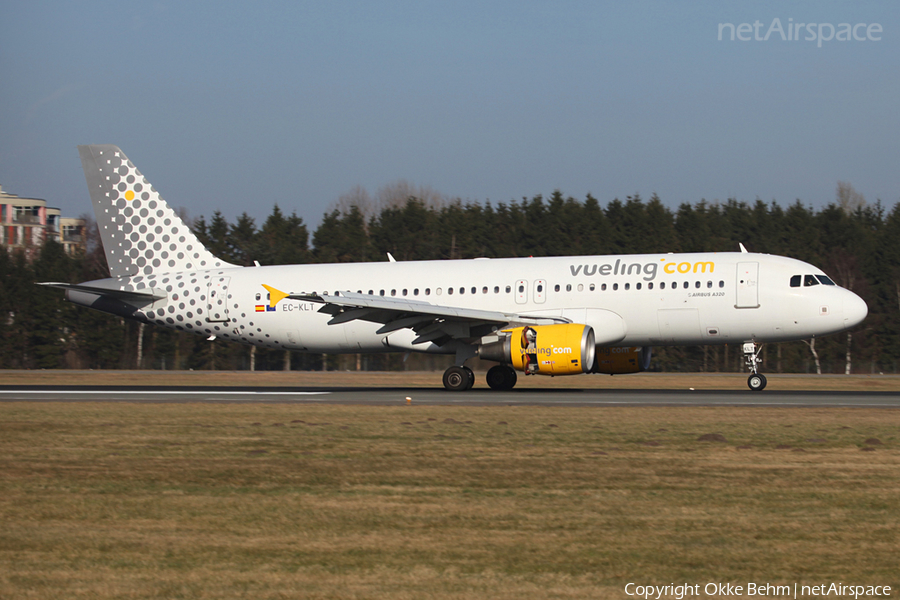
[2,386,900,407]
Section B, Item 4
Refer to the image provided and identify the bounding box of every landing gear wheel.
[748,373,767,391]
[486,365,518,390]
[443,366,473,391]
[463,366,475,389]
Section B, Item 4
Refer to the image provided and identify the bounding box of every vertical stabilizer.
[78,145,235,277]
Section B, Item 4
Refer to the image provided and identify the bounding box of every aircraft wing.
[289,290,569,346]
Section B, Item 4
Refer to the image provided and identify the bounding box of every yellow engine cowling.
[478,324,595,376]
[593,346,652,374]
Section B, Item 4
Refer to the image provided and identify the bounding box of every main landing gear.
[485,365,517,391]
[743,342,767,391]
[442,365,475,391]
[442,364,518,391]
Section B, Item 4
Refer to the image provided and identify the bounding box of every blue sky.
[1,1,897,229]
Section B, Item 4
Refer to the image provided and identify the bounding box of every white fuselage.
[85,251,867,355]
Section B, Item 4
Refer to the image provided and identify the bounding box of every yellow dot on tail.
[125,190,135,201]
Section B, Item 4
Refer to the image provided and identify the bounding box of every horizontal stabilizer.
[37,282,166,302]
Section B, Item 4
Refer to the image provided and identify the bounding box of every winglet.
[739,243,748,253]
[387,252,396,263]
[262,284,290,308]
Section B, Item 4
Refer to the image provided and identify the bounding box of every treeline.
[4,190,899,373]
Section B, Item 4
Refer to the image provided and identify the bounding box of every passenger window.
[613,283,618,291]
[368,289,373,295]
[518,285,524,293]
[790,275,801,287]
[577,283,584,292]
[624,283,630,290]
[436,288,442,295]
[255,293,261,301]
[648,282,653,290]
[483,286,488,294]
[537,284,543,293]
[816,275,836,286]
[379,290,385,296]
[471,287,476,294]
[402,289,407,296]
[391,289,396,296]
[601,283,607,291]
[683,282,689,289]
[719,281,724,288]
[505,286,511,293]
[493,286,499,293]
[636,283,641,290]
[707,281,712,288]
[554,284,560,292]
[804,274,819,287]
[425,288,430,296]
[448,288,454,295]
[566,284,572,292]
[589,283,595,291]
[695,281,700,289]
[460,287,465,294]
[414,288,419,296]
[660,282,666,290]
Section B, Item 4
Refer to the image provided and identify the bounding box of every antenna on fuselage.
[739,243,749,253]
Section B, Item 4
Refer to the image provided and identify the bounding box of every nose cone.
[843,291,868,329]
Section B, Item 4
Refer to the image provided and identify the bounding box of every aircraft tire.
[463,366,475,388]
[748,373,767,391]
[443,366,473,391]
[486,365,517,390]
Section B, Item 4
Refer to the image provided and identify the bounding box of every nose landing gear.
[743,342,767,391]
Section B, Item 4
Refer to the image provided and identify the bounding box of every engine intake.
[478,324,595,376]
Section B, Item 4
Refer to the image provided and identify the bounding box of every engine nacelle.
[593,346,652,374]
[478,324,595,376]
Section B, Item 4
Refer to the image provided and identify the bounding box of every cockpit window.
[816,275,836,286]
[804,274,819,287]
[790,275,801,288]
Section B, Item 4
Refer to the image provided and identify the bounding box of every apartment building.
[0,185,85,257]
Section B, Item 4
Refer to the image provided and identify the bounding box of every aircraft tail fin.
[77,145,235,277]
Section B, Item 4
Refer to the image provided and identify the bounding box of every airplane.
[39,145,868,391]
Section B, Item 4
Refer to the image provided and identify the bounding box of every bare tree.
[330,180,446,219]
[836,181,866,215]
[830,251,856,374]
[802,338,822,374]
[331,185,374,218]
[376,179,445,211]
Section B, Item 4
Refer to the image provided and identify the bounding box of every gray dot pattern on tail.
[91,147,224,277]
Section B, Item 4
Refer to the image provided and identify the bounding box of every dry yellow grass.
[0,403,898,599]
[2,369,900,391]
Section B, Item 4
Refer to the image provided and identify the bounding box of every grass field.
[1,401,898,599]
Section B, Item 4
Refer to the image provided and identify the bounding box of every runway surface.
[2,386,900,407]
